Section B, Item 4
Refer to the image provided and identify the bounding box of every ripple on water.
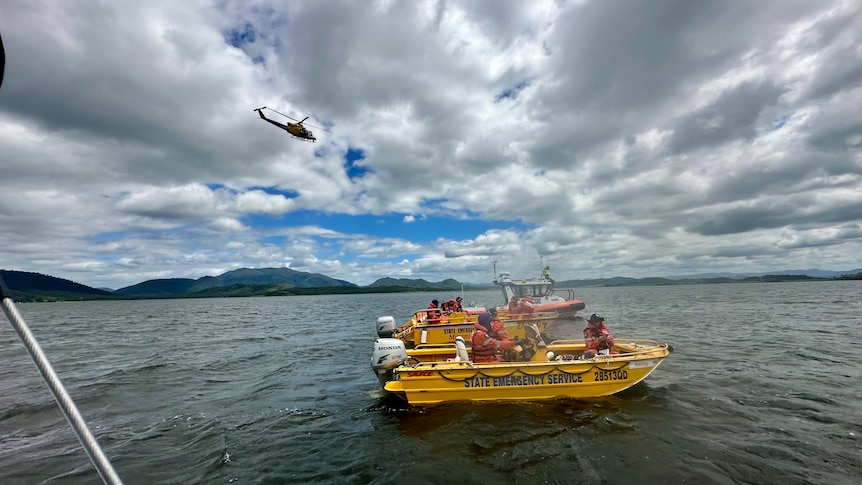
[3,286,862,484]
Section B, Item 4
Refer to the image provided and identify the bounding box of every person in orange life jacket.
[454,296,463,312]
[441,298,458,314]
[518,296,535,314]
[487,308,506,334]
[471,311,519,362]
[508,295,520,313]
[584,313,614,355]
[427,299,442,324]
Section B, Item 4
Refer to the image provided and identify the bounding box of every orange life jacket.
[427,301,441,324]
[584,322,614,352]
[508,298,519,312]
[442,299,457,314]
[471,321,514,362]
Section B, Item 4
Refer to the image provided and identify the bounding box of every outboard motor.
[525,323,547,348]
[371,338,408,387]
[454,336,470,363]
[376,316,397,338]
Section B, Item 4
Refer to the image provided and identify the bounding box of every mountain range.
[1,267,860,302]
[113,267,356,297]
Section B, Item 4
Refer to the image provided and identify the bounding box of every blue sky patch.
[345,147,369,180]
[771,114,790,131]
[242,210,531,244]
[246,186,299,198]
[91,231,129,243]
[224,22,256,49]
[206,183,231,193]
[495,80,531,102]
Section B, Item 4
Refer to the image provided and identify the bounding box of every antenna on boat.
[0,279,124,484]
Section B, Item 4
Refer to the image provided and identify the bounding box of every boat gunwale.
[383,355,668,403]
[395,341,669,374]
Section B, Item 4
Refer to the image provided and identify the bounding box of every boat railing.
[496,310,558,322]
[412,342,458,350]
[408,310,556,331]
[1,277,123,484]
[549,288,576,300]
[612,338,665,348]
[545,338,667,358]
[400,338,668,369]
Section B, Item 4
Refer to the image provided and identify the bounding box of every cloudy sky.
[1,0,861,290]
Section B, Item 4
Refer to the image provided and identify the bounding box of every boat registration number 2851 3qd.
[593,369,628,381]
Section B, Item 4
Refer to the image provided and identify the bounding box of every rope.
[414,360,604,382]
[1,289,123,485]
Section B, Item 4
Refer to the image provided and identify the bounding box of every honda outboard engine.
[371,338,408,387]
[454,336,470,363]
[376,316,397,338]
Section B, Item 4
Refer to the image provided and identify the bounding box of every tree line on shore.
[2,268,860,303]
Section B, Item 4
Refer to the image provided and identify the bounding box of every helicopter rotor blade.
[263,107,332,133]
[304,123,332,133]
[266,107,302,123]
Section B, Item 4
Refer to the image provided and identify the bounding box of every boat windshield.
[520,285,551,298]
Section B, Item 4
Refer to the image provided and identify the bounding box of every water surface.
[1,282,860,483]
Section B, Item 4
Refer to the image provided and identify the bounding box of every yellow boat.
[371,330,670,405]
[375,309,558,348]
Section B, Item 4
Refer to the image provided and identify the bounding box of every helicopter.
[254,106,330,142]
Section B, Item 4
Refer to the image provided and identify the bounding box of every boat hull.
[534,299,585,318]
[382,340,670,405]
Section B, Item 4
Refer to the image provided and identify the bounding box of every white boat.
[494,272,585,319]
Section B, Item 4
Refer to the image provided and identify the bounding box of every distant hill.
[367,277,465,290]
[113,278,200,296]
[0,269,113,302]
[3,267,859,302]
[555,274,844,287]
[115,267,356,297]
[665,268,862,280]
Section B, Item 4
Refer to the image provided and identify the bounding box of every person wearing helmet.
[427,299,442,324]
[584,313,614,356]
[442,298,458,314]
[486,307,507,334]
[454,296,464,312]
[471,311,518,362]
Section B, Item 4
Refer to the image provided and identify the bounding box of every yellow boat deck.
[384,339,670,405]
[393,309,559,347]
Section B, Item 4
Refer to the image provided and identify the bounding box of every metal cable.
[1,295,123,485]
